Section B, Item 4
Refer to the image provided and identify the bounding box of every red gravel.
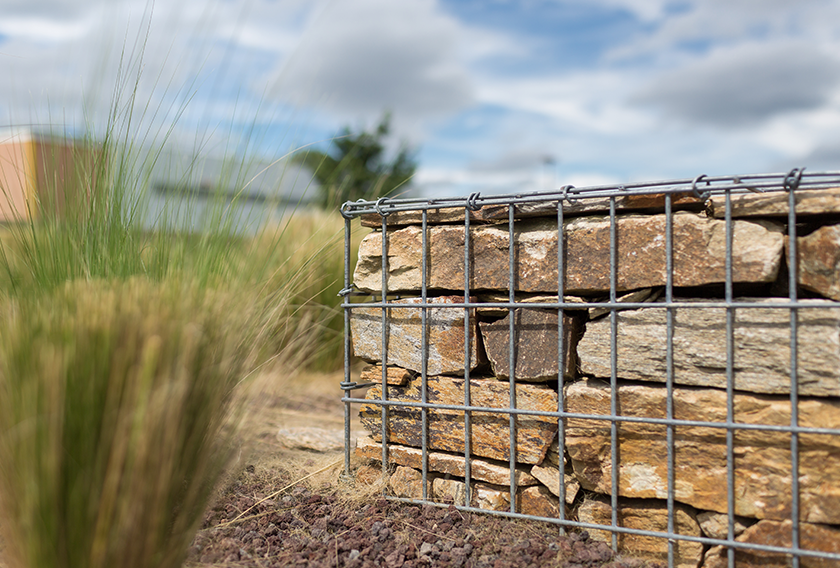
[186,465,663,568]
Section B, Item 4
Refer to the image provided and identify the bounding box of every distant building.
[0,128,103,222]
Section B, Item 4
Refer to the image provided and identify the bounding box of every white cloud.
[631,41,840,126]
[264,0,475,122]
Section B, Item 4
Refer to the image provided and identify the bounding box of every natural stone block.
[475,293,590,317]
[354,213,783,294]
[432,478,467,505]
[360,375,559,464]
[360,205,507,228]
[389,465,425,499]
[354,436,539,486]
[431,478,560,516]
[577,495,703,568]
[350,296,480,376]
[707,187,840,218]
[276,427,346,453]
[696,511,751,540]
[794,224,840,301]
[529,463,579,505]
[360,365,413,386]
[703,519,840,568]
[479,308,579,382]
[566,379,840,524]
[577,298,840,396]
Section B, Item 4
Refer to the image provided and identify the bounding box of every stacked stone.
[349,188,840,568]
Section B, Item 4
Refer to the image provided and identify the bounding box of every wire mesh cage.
[339,169,840,568]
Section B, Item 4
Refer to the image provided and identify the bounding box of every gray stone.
[353,213,784,295]
[696,511,751,540]
[479,308,579,382]
[566,379,840,524]
[577,298,840,396]
[350,296,480,376]
[276,427,347,453]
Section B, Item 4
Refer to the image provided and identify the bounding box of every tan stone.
[360,375,559,464]
[707,187,840,218]
[389,465,425,499]
[517,484,560,518]
[475,293,590,317]
[360,365,413,386]
[485,192,702,220]
[577,298,840,396]
[360,205,508,228]
[577,495,703,568]
[353,213,783,294]
[696,511,751,540]
[479,308,579,382]
[354,435,539,486]
[588,287,663,319]
[794,224,840,301]
[276,427,346,452]
[703,519,840,568]
[350,296,480,376]
[565,379,840,524]
[530,463,580,505]
[432,478,467,505]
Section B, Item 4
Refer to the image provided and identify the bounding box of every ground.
[184,370,663,568]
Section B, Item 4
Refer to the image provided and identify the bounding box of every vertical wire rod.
[421,209,429,501]
[609,196,619,552]
[788,181,802,568]
[508,205,517,513]
[343,216,353,476]
[725,190,736,568]
[557,198,567,534]
[665,194,676,568]
[464,206,473,505]
[380,215,389,478]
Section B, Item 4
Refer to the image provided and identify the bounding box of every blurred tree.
[295,113,417,209]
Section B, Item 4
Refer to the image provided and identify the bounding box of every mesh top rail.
[339,168,840,568]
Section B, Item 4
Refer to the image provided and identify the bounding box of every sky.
[2,0,840,200]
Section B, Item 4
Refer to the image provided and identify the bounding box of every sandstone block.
[360,375,559,464]
[703,519,840,568]
[354,436,539,486]
[360,365,413,386]
[479,308,579,382]
[350,296,480,376]
[565,379,840,524]
[389,465,425,499]
[354,213,783,294]
[794,224,840,301]
[577,298,840,396]
[577,495,703,568]
[529,463,580,505]
[432,478,467,505]
[431,478,559,516]
[707,187,840,218]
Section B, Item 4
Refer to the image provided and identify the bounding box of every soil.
[185,371,664,568]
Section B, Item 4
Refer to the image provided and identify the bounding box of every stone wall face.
[349,190,840,568]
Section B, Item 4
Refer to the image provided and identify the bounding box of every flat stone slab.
[350,296,480,376]
[354,435,539,487]
[360,365,413,386]
[707,186,840,218]
[479,308,579,382]
[566,379,840,524]
[359,375,559,464]
[703,519,840,568]
[354,213,783,294]
[577,298,840,396]
[578,495,703,568]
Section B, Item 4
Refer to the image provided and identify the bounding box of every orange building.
[0,129,103,222]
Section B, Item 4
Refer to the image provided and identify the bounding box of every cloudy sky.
[3,0,840,198]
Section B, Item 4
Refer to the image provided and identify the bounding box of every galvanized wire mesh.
[340,169,840,568]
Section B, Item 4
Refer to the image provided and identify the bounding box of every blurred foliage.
[293,113,417,209]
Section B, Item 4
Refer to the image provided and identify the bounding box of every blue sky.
[3,0,840,199]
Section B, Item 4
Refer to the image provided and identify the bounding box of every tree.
[294,114,417,209]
